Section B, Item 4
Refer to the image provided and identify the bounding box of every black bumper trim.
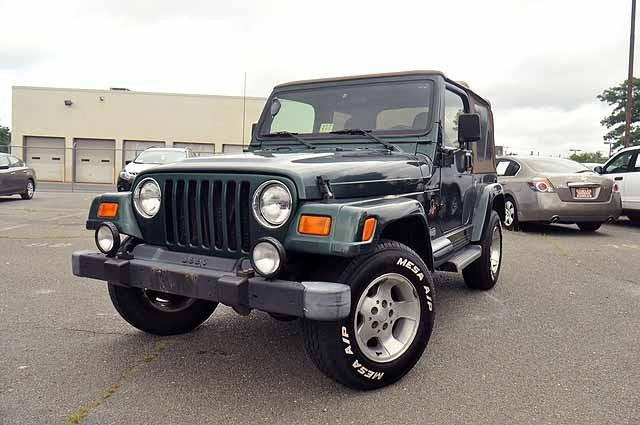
[72,247,350,321]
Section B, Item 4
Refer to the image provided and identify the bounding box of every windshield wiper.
[329,129,397,151]
[261,131,315,149]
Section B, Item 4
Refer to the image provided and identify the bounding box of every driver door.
[439,88,475,233]
[601,149,637,210]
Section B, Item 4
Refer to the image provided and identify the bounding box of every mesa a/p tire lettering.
[303,240,435,390]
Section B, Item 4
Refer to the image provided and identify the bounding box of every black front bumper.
[72,244,350,321]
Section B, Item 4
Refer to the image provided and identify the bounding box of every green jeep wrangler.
[72,71,504,390]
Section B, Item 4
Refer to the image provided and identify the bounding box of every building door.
[123,140,165,166]
[74,139,115,183]
[24,136,65,182]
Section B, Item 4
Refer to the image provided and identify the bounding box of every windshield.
[526,158,591,174]
[134,150,186,164]
[259,80,434,139]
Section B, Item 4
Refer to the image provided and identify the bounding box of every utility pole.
[242,72,247,148]
[604,141,615,157]
[625,0,636,148]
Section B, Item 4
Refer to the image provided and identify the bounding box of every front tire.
[20,179,35,200]
[108,284,218,336]
[577,222,602,232]
[302,240,435,390]
[463,210,502,290]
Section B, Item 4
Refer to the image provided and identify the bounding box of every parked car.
[497,156,621,232]
[117,147,193,191]
[0,153,36,200]
[72,70,506,390]
[594,145,640,223]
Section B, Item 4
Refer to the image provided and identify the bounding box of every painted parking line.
[0,224,29,232]
[43,213,84,222]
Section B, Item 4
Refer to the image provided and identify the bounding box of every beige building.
[11,86,266,183]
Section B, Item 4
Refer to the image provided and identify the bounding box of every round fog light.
[251,238,286,278]
[95,222,121,256]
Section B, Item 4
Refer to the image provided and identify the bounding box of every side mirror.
[458,113,481,145]
[593,165,603,174]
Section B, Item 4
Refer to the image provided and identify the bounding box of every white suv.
[597,145,640,223]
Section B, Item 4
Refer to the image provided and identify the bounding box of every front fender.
[86,192,143,239]
[285,197,428,257]
[471,183,504,241]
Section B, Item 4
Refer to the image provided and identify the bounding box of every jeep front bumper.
[71,244,350,321]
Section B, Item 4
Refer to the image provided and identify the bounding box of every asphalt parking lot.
[1,191,638,425]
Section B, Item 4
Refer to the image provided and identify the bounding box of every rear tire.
[20,179,35,200]
[463,210,502,290]
[577,222,602,232]
[108,284,218,336]
[302,240,434,390]
[503,197,519,231]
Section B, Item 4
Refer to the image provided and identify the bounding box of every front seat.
[412,112,428,129]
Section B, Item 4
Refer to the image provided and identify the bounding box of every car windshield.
[259,80,434,139]
[526,158,591,174]
[134,150,186,164]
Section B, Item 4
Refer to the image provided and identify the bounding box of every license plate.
[575,188,593,198]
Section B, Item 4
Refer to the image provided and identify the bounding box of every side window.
[603,151,634,174]
[0,156,9,167]
[269,99,315,134]
[9,156,22,167]
[506,161,520,176]
[443,90,466,147]
[633,152,640,172]
[496,160,509,176]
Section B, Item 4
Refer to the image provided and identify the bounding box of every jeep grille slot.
[163,177,252,255]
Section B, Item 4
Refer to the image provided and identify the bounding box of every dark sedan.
[0,153,36,200]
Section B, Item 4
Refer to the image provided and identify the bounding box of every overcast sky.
[0,0,635,156]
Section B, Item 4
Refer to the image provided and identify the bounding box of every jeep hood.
[144,150,428,199]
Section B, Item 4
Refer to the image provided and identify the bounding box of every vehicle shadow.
[91,274,476,403]
[0,196,21,202]
[514,223,611,237]
[609,218,640,229]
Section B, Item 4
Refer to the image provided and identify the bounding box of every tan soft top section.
[274,70,445,88]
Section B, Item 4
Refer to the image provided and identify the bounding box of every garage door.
[222,144,244,154]
[25,136,65,182]
[123,140,165,165]
[74,139,115,183]
[174,142,216,157]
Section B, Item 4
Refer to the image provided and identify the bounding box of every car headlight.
[252,181,292,228]
[133,178,161,218]
[119,170,132,180]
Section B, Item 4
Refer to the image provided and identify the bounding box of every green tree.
[569,151,606,164]
[598,78,640,148]
[0,124,10,154]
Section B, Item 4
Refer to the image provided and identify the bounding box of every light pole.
[604,141,615,157]
[624,0,636,148]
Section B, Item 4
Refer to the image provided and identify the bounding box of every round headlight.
[252,181,292,228]
[95,222,120,256]
[133,178,161,218]
[251,238,286,278]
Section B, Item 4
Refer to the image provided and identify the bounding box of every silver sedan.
[497,157,621,232]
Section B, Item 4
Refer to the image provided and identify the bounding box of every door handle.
[10,172,15,175]
[614,177,623,181]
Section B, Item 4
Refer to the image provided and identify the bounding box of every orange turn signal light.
[361,217,377,241]
[298,215,331,236]
[97,202,119,218]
